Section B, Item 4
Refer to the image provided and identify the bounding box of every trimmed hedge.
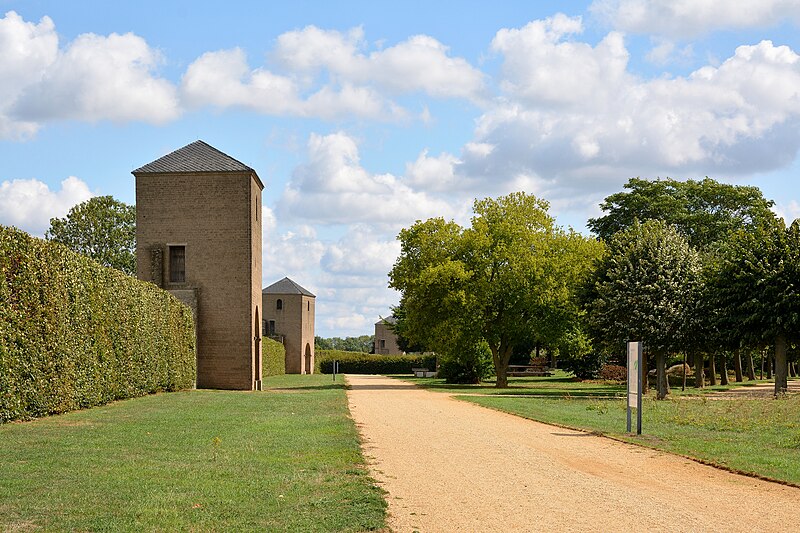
[263,337,285,376]
[0,226,196,423]
[316,350,437,374]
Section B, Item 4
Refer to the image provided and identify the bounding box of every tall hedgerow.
[263,337,285,376]
[0,226,196,422]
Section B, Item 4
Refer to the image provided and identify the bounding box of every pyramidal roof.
[133,140,256,175]
[263,277,315,297]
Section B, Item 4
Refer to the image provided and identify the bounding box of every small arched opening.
[304,343,313,375]
[254,306,262,389]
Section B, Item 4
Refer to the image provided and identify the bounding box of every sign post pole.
[627,341,643,434]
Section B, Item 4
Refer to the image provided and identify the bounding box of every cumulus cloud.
[450,19,800,203]
[273,26,486,101]
[0,176,93,236]
[0,11,179,138]
[591,0,800,39]
[182,25,485,121]
[0,11,57,139]
[277,131,461,226]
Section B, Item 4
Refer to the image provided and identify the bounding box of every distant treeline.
[315,335,374,353]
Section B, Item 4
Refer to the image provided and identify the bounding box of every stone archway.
[254,306,262,389]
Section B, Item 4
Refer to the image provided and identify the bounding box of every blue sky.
[1,1,799,337]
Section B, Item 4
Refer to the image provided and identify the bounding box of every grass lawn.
[400,373,800,485]
[0,374,386,532]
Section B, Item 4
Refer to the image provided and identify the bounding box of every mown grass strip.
[460,394,800,485]
[0,375,386,532]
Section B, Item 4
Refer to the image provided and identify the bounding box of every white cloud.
[321,225,400,276]
[0,176,93,236]
[13,31,179,124]
[277,131,460,226]
[591,0,800,39]
[0,11,57,139]
[451,30,800,202]
[0,11,178,138]
[274,26,486,101]
[774,200,800,223]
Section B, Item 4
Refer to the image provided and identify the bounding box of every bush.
[438,339,494,384]
[561,352,608,380]
[316,350,436,374]
[0,226,196,423]
[598,364,626,381]
[263,337,285,376]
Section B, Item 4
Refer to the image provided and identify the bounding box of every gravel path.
[346,374,800,533]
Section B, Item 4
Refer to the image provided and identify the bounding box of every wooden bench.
[507,358,552,377]
[411,367,438,378]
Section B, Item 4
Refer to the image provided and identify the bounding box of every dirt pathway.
[346,374,800,533]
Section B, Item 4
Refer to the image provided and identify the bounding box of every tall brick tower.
[262,277,315,374]
[133,140,264,390]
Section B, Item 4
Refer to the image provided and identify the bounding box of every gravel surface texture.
[346,374,800,533]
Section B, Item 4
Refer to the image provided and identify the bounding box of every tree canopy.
[46,196,136,275]
[586,219,702,399]
[389,192,603,387]
[587,177,775,249]
[712,219,800,395]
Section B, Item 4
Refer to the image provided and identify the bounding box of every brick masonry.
[134,161,263,390]
[263,292,315,374]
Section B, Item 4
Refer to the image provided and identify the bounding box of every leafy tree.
[389,192,603,388]
[713,220,800,396]
[588,177,775,249]
[46,196,136,275]
[587,220,702,399]
[314,335,374,353]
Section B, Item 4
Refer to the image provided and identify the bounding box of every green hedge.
[0,226,196,423]
[263,337,285,376]
[316,350,437,374]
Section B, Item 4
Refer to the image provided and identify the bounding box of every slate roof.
[263,277,315,297]
[375,316,397,326]
[133,140,255,175]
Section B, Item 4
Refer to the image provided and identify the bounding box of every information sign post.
[627,341,643,435]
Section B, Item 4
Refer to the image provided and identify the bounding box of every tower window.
[169,245,185,283]
[276,299,283,310]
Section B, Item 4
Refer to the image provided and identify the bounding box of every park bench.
[507,357,552,377]
[411,367,438,378]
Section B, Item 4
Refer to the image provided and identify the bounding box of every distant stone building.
[263,277,315,374]
[374,317,403,355]
[133,140,264,390]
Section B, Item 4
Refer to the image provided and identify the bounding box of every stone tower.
[374,317,402,355]
[133,140,264,390]
[262,277,315,374]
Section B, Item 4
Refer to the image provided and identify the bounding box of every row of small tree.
[390,178,800,397]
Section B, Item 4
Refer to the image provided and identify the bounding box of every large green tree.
[713,220,800,396]
[588,177,775,250]
[46,196,136,275]
[389,192,603,388]
[587,220,702,399]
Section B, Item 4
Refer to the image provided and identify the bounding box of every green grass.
[461,393,800,485]
[0,375,386,532]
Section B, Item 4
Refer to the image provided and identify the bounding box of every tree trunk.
[494,343,513,389]
[708,353,717,386]
[720,353,729,386]
[766,349,773,380]
[790,362,797,378]
[733,349,743,382]
[746,351,756,380]
[775,335,788,396]
[655,350,669,400]
[641,351,649,394]
[694,351,704,389]
[682,352,687,392]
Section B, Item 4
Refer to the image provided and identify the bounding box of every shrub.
[0,226,196,422]
[561,352,608,380]
[316,350,436,374]
[438,339,494,384]
[598,364,627,381]
[262,337,285,376]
